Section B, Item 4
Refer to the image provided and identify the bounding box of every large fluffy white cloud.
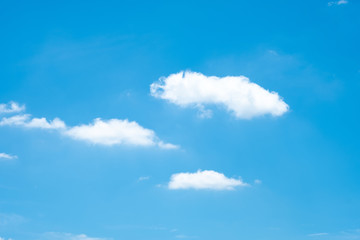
[168,170,248,190]
[0,103,177,149]
[0,101,25,114]
[65,118,178,148]
[151,71,289,119]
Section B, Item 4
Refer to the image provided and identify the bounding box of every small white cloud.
[65,118,177,148]
[0,101,25,114]
[0,153,17,161]
[157,141,180,149]
[41,232,109,240]
[168,170,249,190]
[328,0,348,6]
[308,233,328,237]
[0,114,65,130]
[150,71,289,119]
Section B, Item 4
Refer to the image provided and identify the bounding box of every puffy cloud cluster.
[65,118,178,149]
[151,71,289,119]
[168,170,248,190]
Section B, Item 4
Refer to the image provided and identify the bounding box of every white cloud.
[157,141,179,149]
[328,0,348,6]
[0,103,177,149]
[150,71,289,119]
[168,170,248,190]
[0,114,65,130]
[41,232,109,240]
[0,101,25,114]
[65,118,177,148]
[0,153,17,161]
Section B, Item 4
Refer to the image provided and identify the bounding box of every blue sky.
[1,0,360,239]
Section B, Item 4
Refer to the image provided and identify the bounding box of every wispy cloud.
[0,114,66,130]
[254,179,262,184]
[168,170,249,190]
[308,233,328,237]
[0,101,25,114]
[175,234,198,239]
[151,71,289,119]
[138,176,150,181]
[41,232,110,240]
[328,0,348,6]
[0,103,178,149]
[0,237,13,240]
[0,213,25,226]
[0,153,17,161]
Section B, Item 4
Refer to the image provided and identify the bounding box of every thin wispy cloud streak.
[151,71,289,119]
[308,233,328,237]
[328,0,348,6]
[41,232,109,240]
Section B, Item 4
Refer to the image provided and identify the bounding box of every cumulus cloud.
[65,118,178,148]
[41,232,109,240]
[0,101,25,114]
[0,153,17,160]
[168,170,248,190]
[0,102,177,149]
[328,0,348,6]
[150,71,289,119]
[0,114,66,130]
